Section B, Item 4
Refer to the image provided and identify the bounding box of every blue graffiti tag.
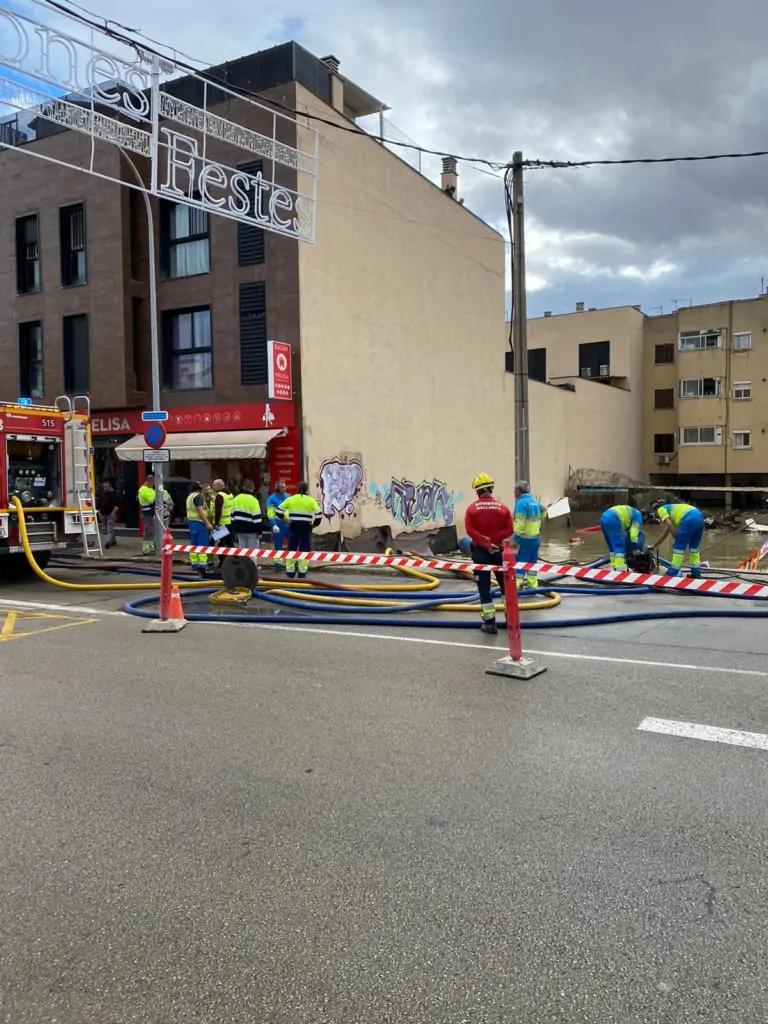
[380,477,457,528]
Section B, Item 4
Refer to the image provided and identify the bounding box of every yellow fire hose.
[11,497,560,613]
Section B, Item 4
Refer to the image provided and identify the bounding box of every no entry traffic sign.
[144,422,167,449]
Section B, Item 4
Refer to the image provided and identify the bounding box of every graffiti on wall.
[318,457,364,518]
[370,477,459,528]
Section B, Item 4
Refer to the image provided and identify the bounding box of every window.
[733,381,751,400]
[733,332,752,351]
[63,314,89,393]
[655,343,675,364]
[733,431,752,449]
[654,433,675,454]
[679,377,722,398]
[129,189,142,280]
[59,203,86,286]
[679,330,721,351]
[528,347,547,382]
[160,199,210,278]
[679,426,721,446]
[654,388,675,409]
[578,340,610,379]
[18,320,43,399]
[163,307,212,390]
[240,282,267,385]
[131,298,142,390]
[237,160,266,266]
[16,214,40,294]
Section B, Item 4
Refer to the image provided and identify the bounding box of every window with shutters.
[237,161,266,265]
[16,214,40,294]
[60,203,86,286]
[654,388,674,409]
[240,282,267,385]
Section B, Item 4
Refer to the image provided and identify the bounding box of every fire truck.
[0,396,100,577]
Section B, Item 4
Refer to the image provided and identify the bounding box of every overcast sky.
[6,0,768,316]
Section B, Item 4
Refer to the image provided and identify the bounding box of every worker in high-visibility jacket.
[186,480,213,576]
[649,502,705,578]
[276,481,322,578]
[513,481,546,589]
[267,479,290,569]
[137,474,172,554]
[600,504,645,571]
[230,479,263,550]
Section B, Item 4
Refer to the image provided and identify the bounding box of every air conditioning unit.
[599,364,610,376]
[581,367,592,378]
[656,453,673,465]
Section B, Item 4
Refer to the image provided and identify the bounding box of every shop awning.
[114,429,284,462]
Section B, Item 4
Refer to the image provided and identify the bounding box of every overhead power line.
[524,150,768,169]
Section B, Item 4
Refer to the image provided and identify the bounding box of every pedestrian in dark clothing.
[97,480,120,548]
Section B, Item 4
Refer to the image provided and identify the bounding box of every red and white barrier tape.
[166,543,768,599]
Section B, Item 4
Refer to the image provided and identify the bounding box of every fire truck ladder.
[55,395,103,558]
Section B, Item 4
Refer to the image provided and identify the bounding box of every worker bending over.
[276,481,322,579]
[230,479,263,549]
[186,481,214,577]
[464,473,514,634]
[600,504,644,571]
[513,481,545,589]
[649,502,705,578]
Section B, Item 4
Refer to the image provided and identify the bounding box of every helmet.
[458,536,472,557]
[472,472,495,492]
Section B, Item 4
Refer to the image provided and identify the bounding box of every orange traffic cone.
[168,585,186,622]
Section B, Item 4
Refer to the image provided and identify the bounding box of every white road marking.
[0,599,765,679]
[638,717,768,750]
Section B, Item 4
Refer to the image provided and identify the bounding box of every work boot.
[666,566,680,577]
[481,618,498,635]
[688,567,702,579]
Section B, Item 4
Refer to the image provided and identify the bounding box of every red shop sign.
[269,426,301,493]
[267,341,293,401]
[91,402,296,436]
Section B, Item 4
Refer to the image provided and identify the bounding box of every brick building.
[0,40,510,539]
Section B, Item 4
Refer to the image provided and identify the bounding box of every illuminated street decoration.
[0,0,318,241]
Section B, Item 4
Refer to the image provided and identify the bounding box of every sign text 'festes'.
[0,0,318,244]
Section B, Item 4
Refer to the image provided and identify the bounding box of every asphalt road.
[1,571,768,1022]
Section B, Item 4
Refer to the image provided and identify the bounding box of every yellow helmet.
[472,472,495,492]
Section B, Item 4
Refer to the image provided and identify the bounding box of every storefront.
[92,402,300,528]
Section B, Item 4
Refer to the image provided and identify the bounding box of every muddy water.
[540,519,766,570]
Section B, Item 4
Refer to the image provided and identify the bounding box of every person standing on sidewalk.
[230,479,263,550]
[276,482,322,579]
[513,481,546,590]
[186,481,214,578]
[97,480,120,549]
[267,479,291,569]
[464,473,514,635]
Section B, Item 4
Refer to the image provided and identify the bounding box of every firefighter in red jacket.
[464,472,514,634]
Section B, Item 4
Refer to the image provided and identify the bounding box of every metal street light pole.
[511,150,530,484]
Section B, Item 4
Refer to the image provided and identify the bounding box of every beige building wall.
[294,82,512,538]
[528,377,639,505]
[525,306,646,493]
[643,297,768,481]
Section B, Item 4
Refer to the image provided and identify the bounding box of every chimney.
[543,311,552,317]
[441,156,458,199]
[576,302,585,312]
[321,55,344,113]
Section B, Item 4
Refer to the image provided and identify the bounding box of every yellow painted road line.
[0,611,97,642]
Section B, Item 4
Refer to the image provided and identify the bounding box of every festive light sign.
[0,0,318,241]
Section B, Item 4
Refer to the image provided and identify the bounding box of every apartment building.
[0,41,508,539]
[520,304,645,502]
[643,296,768,505]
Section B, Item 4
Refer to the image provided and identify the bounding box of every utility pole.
[511,151,530,484]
